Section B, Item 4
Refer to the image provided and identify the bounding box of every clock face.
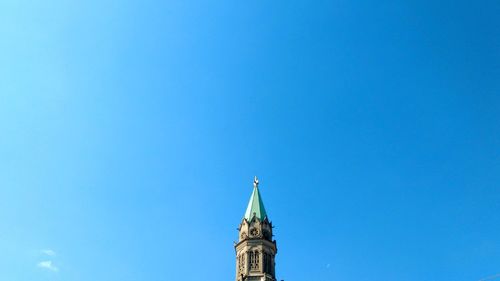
[250,228,259,236]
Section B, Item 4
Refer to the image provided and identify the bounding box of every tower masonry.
[235,177,277,281]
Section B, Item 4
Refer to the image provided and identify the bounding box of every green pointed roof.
[244,177,268,221]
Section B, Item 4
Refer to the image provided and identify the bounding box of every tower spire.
[244,176,267,221]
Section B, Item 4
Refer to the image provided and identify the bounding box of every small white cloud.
[41,249,56,256]
[37,260,59,272]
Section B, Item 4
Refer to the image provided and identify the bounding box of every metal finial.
[253,176,259,188]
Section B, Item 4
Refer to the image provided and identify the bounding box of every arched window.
[249,250,261,270]
[249,251,254,269]
[263,253,268,273]
[238,254,245,273]
[254,250,259,269]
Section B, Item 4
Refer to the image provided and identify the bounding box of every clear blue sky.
[0,0,499,280]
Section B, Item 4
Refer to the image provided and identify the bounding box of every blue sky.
[0,0,499,280]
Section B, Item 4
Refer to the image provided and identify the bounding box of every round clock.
[250,228,259,236]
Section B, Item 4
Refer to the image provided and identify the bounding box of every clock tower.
[235,177,277,281]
